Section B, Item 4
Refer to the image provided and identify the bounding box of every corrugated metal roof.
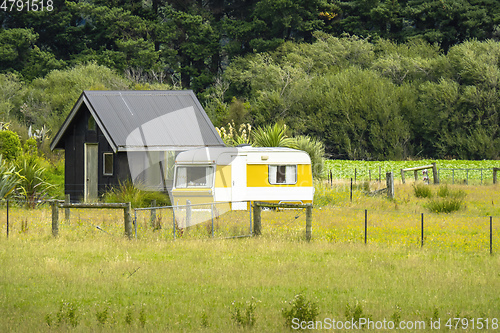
[51,90,225,152]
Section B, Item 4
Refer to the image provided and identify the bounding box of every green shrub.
[55,301,80,328]
[425,197,464,213]
[44,157,65,199]
[345,301,365,323]
[345,301,373,328]
[295,135,325,179]
[230,298,258,328]
[0,155,18,199]
[413,183,433,198]
[15,154,53,207]
[104,179,171,208]
[95,306,109,327]
[0,130,21,161]
[23,137,38,155]
[252,123,297,148]
[282,293,319,329]
[425,186,466,213]
[437,184,466,199]
[437,184,450,197]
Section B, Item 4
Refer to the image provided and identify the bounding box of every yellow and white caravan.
[171,146,313,210]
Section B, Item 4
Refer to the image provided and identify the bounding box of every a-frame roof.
[50,90,225,152]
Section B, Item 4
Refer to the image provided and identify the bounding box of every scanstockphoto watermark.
[292,317,428,330]
[292,317,500,330]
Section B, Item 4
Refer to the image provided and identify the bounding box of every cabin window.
[175,166,214,188]
[269,165,297,185]
[88,116,96,131]
[103,153,113,175]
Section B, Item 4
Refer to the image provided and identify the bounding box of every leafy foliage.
[252,123,297,148]
[15,154,53,208]
[294,135,325,179]
[425,197,465,214]
[223,36,500,160]
[0,130,21,161]
[0,155,18,199]
[424,185,467,213]
[230,298,258,328]
[413,184,433,198]
[1,1,500,162]
[216,121,252,147]
[104,179,171,208]
[282,293,319,328]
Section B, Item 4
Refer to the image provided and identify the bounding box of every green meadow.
[1,179,500,332]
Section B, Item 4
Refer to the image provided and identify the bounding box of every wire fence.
[0,199,131,239]
[327,167,500,186]
[311,207,499,254]
[438,168,496,185]
[1,199,499,254]
[133,201,253,240]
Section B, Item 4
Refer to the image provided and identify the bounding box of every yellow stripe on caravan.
[247,164,313,187]
[170,189,214,206]
[214,165,231,188]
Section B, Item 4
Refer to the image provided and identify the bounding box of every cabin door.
[231,155,247,210]
[84,143,98,201]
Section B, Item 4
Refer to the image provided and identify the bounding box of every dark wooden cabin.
[50,90,225,202]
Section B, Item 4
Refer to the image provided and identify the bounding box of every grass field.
[1,180,500,332]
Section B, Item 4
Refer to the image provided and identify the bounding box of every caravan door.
[231,155,247,210]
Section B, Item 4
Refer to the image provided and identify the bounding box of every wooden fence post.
[253,204,261,236]
[64,194,70,221]
[432,163,439,184]
[386,172,394,199]
[421,213,424,247]
[490,216,493,255]
[414,170,418,182]
[305,204,312,241]
[51,200,59,237]
[364,209,367,244]
[186,200,191,228]
[150,199,157,227]
[401,169,405,184]
[494,168,499,184]
[5,199,9,238]
[124,202,132,239]
[350,178,353,202]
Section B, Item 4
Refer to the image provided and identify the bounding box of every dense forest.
[1,0,500,160]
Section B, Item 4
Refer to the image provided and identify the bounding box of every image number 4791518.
[0,0,54,11]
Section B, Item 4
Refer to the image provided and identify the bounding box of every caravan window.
[175,166,214,188]
[269,165,297,185]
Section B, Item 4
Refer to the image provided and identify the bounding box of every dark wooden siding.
[63,104,131,202]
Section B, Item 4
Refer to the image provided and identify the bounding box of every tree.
[302,68,411,160]
[67,2,160,73]
[158,4,220,90]
[22,63,129,130]
[0,74,23,120]
[416,79,500,159]
[400,0,497,51]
